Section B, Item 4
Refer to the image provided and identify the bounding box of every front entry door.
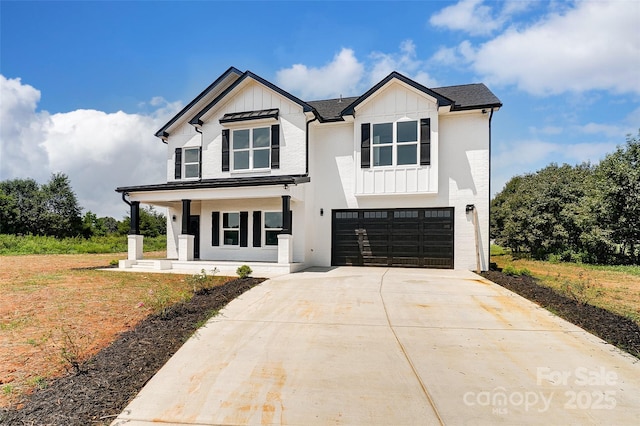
[188,215,200,259]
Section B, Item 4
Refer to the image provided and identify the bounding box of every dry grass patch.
[492,253,640,326]
[0,253,231,407]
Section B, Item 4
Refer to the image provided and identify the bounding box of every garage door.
[331,208,454,269]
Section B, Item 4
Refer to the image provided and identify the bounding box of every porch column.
[281,195,291,234]
[179,199,194,261]
[181,199,191,234]
[278,195,292,264]
[129,201,140,235]
[127,201,143,261]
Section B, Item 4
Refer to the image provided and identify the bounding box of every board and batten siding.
[353,82,439,195]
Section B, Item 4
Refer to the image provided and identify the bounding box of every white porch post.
[178,234,195,261]
[277,234,293,264]
[127,235,144,260]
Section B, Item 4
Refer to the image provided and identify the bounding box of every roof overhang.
[116,174,310,194]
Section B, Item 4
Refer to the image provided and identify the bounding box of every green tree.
[0,178,43,235]
[119,206,167,237]
[595,131,640,262]
[492,163,601,261]
[40,173,83,238]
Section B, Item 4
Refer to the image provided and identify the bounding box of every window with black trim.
[232,127,270,170]
[264,212,282,246]
[371,120,418,167]
[223,212,240,245]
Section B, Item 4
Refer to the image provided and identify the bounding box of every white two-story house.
[116,67,501,273]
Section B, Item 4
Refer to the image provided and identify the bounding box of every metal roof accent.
[219,108,279,124]
[189,71,313,127]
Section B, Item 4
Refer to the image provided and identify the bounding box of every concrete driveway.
[112,267,640,425]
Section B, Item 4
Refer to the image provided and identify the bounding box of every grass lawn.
[491,247,640,327]
[0,252,231,407]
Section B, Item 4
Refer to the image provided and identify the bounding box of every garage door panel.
[332,208,454,269]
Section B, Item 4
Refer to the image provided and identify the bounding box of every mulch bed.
[482,270,640,359]
[0,277,263,426]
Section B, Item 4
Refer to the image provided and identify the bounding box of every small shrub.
[236,265,252,279]
[52,326,95,374]
[185,268,220,293]
[503,265,532,277]
[560,273,603,306]
[109,259,119,266]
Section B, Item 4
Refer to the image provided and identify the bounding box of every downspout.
[488,107,495,270]
[121,192,131,207]
[305,116,318,175]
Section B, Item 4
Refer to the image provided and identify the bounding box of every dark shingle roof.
[155,68,502,138]
[431,83,502,111]
[307,97,360,122]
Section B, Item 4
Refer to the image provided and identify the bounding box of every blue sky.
[1,0,639,219]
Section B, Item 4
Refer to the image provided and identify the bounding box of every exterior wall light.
[320,208,324,216]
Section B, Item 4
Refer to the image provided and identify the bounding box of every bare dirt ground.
[0,253,232,408]
[1,275,261,425]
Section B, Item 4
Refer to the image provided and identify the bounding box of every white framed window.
[183,147,200,178]
[372,120,418,167]
[232,127,270,170]
[222,212,240,246]
[264,211,282,246]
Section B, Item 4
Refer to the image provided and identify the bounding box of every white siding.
[353,82,439,195]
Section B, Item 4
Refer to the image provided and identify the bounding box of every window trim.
[231,126,271,171]
[263,211,282,247]
[222,212,241,247]
[182,147,201,179]
[370,120,420,168]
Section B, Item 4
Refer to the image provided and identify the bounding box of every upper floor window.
[174,147,201,180]
[232,127,270,170]
[372,121,418,167]
[361,119,429,169]
[183,148,200,178]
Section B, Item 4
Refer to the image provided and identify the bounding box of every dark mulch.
[482,270,640,359]
[1,277,263,426]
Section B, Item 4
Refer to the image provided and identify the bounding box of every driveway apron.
[112,267,640,425]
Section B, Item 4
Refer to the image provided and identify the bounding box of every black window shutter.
[420,118,431,166]
[271,124,280,169]
[212,212,220,246]
[175,148,182,179]
[361,123,370,169]
[253,211,261,247]
[222,129,230,172]
[198,146,202,178]
[240,211,248,247]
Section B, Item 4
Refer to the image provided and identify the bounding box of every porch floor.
[116,258,306,278]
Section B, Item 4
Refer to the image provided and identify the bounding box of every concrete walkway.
[112,267,640,425]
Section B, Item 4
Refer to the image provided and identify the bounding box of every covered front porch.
[116,175,309,275]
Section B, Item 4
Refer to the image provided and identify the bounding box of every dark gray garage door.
[331,208,454,269]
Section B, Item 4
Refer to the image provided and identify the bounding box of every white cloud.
[0,75,51,182]
[276,48,364,100]
[0,75,181,219]
[430,0,534,36]
[277,42,438,100]
[369,40,438,87]
[472,1,640,95]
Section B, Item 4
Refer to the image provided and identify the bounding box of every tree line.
[0,173,166,238]
[491,131,639,264]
